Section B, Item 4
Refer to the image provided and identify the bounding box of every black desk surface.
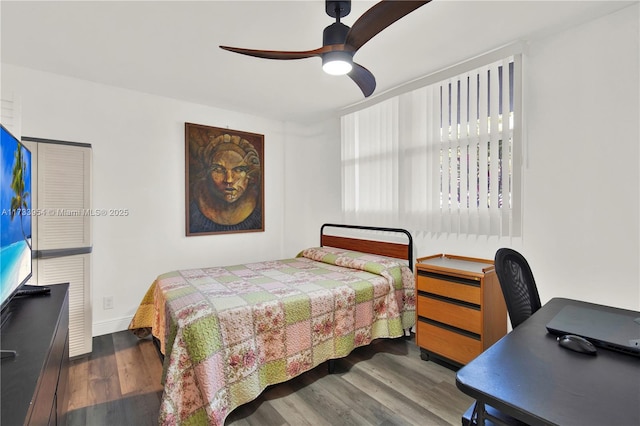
[0,284,69,426]
[456,297,640,426]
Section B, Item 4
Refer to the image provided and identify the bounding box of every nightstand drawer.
[417,321,481,365]
[416,275,481,305]
[417,295,482,334]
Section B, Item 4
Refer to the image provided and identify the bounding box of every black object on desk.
[456,298,640,426]
[546,304,640,356]
[15,284,52,297]
[557,334,597,355]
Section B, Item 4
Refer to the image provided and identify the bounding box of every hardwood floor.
[67,331,473,425]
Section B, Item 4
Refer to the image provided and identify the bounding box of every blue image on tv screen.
[1,124,33,310]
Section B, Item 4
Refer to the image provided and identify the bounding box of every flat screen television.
[0,123,33,313]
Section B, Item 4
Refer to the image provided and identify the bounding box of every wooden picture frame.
[185,123,264,236]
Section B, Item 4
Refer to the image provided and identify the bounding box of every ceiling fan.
[220,0,431,98]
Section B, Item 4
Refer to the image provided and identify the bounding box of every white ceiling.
[1,1,635,123]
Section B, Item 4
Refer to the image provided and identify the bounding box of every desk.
[456,298,640,426]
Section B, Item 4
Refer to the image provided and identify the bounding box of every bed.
[129,224,416,425]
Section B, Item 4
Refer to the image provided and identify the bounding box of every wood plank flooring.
[67,331,473,425]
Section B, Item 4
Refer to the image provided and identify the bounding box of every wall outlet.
[103,296,114,310]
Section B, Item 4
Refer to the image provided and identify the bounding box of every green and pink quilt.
[129,246,416,425]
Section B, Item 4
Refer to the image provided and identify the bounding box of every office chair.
[461,248,541,426]
[494,248,542,329]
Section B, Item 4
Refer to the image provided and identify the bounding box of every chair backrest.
[494,248,542,329]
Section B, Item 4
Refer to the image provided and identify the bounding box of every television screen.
[0,124,33,312]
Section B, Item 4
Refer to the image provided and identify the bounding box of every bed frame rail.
[320,223,414,270]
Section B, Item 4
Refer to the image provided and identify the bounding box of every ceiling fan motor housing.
[323,22,350,46]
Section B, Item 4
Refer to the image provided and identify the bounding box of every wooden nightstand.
[415,254,507,367]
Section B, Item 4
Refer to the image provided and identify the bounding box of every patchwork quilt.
[129,246,416,425]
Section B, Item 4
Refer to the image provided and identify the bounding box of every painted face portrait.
[209,146,251,204]
[191,133,262,229]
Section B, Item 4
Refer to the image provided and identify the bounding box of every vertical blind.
[342,55,522,237]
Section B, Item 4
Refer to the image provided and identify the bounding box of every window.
[341,55,522,237]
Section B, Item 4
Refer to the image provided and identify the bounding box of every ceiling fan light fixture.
[322,50,353,75]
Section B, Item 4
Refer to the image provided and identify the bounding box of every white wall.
[1,66,338,334]
[281,119,343,251]
[412,5,640,310]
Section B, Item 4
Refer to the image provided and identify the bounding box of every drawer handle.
[419,317,481,340]
[419,291,480,310]
[417,271,480,286]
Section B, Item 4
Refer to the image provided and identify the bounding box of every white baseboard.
[92,315,134,337]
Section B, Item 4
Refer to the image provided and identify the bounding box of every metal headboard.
[320,223,414,270]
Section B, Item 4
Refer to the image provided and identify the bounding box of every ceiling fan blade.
[349,63,376,97]
[345,0,431,51]
[220,45,325,60]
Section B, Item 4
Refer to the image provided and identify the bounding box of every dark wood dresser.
[1,283,69,425]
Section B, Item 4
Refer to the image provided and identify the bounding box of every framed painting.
[185,123,264,236]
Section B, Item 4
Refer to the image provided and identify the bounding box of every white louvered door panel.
[23,139,93,357]
[1,96,21,137]
[37,254,91,357]
[36,143,91,250]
